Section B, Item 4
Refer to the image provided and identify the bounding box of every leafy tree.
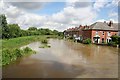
[53,30,59,35]
[0,14,9,39]
[28,27,37,31]
[7,24,21,38]
[0,16,1,38]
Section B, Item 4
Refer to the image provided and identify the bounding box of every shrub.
[23,47,32,54]
[2,49,11,65]
[107,41,117,46]
[83,38,91,44]
[41,39,48,44]
[111,35,119,44]
[14,49,23,57]
[2,47,35,66]
[68,36,73,40]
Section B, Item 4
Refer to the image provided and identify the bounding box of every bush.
[41,39,48,44]
[83,38,91,44]
[2,49,12,65]
[111,35,119,44]
[14,49,23,57]
[68,36,73,40]
[23,47,35,54]
[107,41,117,46]
[2,47,35,66]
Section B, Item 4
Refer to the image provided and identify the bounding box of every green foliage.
[83,38,91,44]
[0,14,9,39]
[2,47,35,66]
[41,39,48,44]
[28,27,37,31]
[118,37,120,45]
[7,24,21,38]
[111,35,119,44]
[14,49,23,57]
[39,44,51,48]
[107,41,117,46]
[23,47,33,54]
[2,49,12,65]
[38,28,53,35]
[68,36,73,40]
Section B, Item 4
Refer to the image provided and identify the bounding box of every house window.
[107,32,111,36]
[96,31,98,35]
[103,32,104,35]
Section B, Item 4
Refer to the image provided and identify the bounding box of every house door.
[107,38,111,43]
[93,37,100,43]
[102,38,104,43]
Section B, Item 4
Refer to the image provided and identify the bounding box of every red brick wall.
[83,30,92,40]
[91,30,118,43]
[78,30,83,36]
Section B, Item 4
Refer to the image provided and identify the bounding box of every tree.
[28,27,37,31]
[0,14,9,39]
[7,24,21,38]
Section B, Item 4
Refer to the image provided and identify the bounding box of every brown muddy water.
[2,39,118,78]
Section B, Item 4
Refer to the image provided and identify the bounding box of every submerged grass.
[39,39,51,48]
[39,44,51,48]
[1,35,58,66]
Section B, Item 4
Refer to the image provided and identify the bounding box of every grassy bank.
[1,35,60,66]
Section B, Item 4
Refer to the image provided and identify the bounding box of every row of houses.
[64,21,120,44]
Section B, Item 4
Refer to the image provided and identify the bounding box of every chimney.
[108,21,113,27]
[104,21,106,23]
[79,25,82,28]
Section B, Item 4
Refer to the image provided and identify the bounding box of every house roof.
[88,22,119,31]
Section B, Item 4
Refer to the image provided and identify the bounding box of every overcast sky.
[0,0,119,31]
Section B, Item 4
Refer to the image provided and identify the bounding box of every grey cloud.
[74,2,92,8]
[8,2,46,10]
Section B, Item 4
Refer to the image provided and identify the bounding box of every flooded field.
[2,39,118,78]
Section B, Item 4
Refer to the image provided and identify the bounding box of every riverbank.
[1,35,61,66]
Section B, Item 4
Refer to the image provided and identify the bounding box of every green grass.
[1,35,60,49]
[2,35,46,49]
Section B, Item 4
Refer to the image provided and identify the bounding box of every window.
[96,31,98,35]
[103,32,104,35]
[107,32,111,36]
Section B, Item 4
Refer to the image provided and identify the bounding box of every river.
[2,39,118,78]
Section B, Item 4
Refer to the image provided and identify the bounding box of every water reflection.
[2,39,118,78]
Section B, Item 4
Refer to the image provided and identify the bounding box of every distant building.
[64,25,84,41]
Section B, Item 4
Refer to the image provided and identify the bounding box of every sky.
[0,0,119,31]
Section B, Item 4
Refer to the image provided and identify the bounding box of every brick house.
[64,25,84,40]
[64,21,119,44]
[82,21,119,43]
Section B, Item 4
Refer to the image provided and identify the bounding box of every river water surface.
[2,39,118,78]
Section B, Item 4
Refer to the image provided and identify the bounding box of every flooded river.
[2,39,118,78]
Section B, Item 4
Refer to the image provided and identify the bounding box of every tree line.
[0,14,63,39]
